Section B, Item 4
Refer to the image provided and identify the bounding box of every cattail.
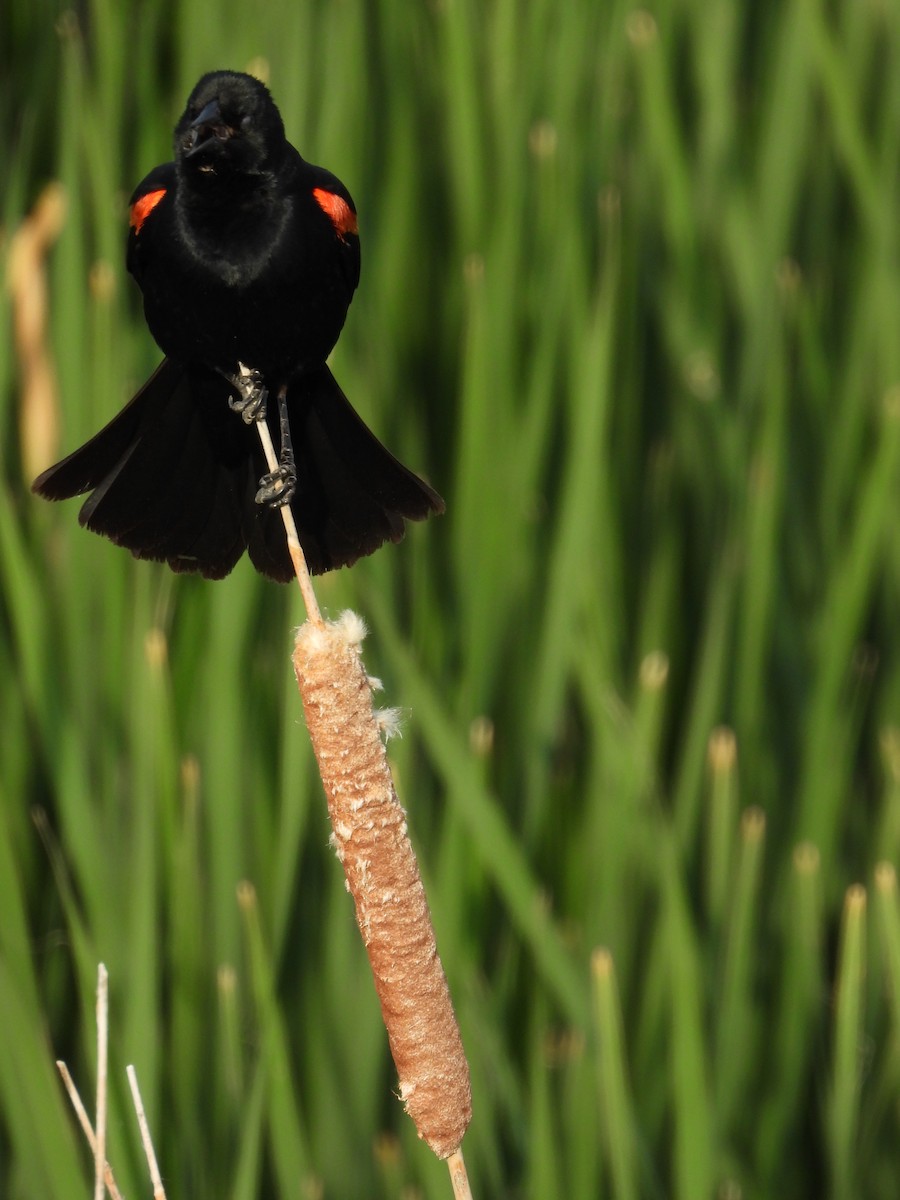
[293,612,472,1159]
[252,411,473,1187]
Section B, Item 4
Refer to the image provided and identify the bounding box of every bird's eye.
[240,115,252,130]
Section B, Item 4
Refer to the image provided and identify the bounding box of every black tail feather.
[34,359,444,582]
[83,369,249,577]
[35,359,249,579]
[32,359,174,501]
[255,364,444,578]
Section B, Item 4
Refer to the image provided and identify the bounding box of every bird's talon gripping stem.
[254,384,297,509]
[226,362,268,424]
[255,454,297,507]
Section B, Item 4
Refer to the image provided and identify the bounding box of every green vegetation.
[4,0,900,1195]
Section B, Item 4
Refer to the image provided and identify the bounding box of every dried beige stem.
[448,1147,474,1200]
[293,611,472,1159]
[94,964,108,1200]
[57,965,167,1200]
[55,1062,123,1200]
[127,1065,167,1200]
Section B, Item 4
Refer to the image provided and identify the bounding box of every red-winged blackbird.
[33,70,444,582]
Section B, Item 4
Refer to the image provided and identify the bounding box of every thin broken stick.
[127,1065,167,1200]
[94,963,108,1200]
[57,962,167,1200]
[55,1061,123,1200]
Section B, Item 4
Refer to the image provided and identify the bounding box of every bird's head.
[175,71,287,185]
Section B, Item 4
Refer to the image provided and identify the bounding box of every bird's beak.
[182,99,231,156]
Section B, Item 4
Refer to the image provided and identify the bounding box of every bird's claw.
[229,363,268,424]
[229,367,295,507]
[256,453,297,508]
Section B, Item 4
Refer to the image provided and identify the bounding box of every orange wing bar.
[129,188,167,234]
[312,187,359,241]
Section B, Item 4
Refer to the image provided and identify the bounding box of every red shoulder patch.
[312,187,359,242]
[129,188,167,234]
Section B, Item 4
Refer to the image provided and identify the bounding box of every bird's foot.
[228,362,268,424]
[256,449,296,508]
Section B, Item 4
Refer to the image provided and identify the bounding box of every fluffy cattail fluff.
[293,611,471,1159]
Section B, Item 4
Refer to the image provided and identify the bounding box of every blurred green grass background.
[4,0,900,1196]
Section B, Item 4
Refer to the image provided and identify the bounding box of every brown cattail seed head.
[293,612,471,1158]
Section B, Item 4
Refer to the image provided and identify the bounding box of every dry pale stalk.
[57,964,168,1200]
[55,1062,123,1200]
[127,1065,167,1200]
[293,611,472,1159]
[94,964,108,1200]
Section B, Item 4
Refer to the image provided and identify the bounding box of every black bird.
[33,70,443,581]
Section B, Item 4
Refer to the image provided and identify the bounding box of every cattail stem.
[253,418,323,627]
[448,1148,474,1199]
[293,611,472,1159]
